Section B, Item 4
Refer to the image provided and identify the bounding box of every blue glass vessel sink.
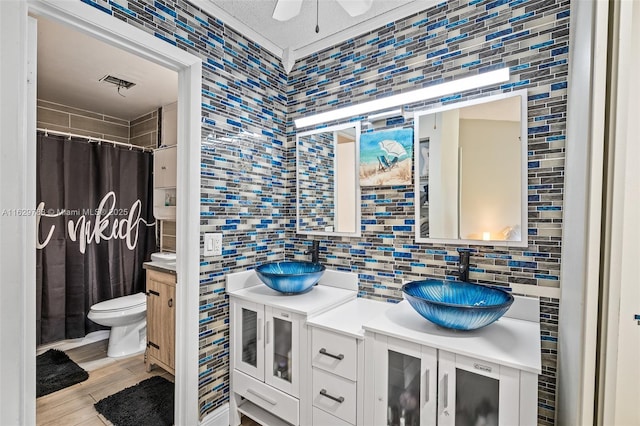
[255,261,326,294]
[402,279,514,330]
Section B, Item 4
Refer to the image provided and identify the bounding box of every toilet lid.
[91,292,146,313]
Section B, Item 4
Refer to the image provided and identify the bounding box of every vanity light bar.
[294,68,510,128]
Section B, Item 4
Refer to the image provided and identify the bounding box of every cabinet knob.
[168,298,173,308]
[161,166,167,170]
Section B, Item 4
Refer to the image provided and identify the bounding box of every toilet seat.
[90,292,146,313]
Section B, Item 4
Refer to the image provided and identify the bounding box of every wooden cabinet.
[145,269,176,375]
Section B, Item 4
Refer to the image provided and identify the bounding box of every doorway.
[0,1,202,424]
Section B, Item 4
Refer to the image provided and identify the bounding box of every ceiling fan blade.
[336,0,373,17]
[272,0,304,21]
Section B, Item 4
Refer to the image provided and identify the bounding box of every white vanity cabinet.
[371,335,437,426]
[306,298,393,426]
[231,298,302,398]
[364,299,541,426]
[227,269,357,426]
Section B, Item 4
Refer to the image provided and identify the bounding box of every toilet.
[88,292,147,358]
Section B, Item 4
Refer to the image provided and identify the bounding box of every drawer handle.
[147,290,160,296]
[319,389,344,404]
[319,348,344,360]
[247,388,277,405]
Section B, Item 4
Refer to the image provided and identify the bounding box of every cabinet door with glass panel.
[437,351,520,426]
[372,335,437,426]
[231,299,265,381]
[231,299,301,397]
[264,306,301,397]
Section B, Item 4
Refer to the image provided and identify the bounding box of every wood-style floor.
[36,340,263,426]
[36,341,172,426]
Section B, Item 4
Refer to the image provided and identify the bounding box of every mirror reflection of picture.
[359,128,414,187]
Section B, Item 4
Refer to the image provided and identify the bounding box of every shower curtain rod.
[37,128,155,152]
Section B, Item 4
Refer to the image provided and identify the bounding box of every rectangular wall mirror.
[414,90,528,246]
[296,122,361,236]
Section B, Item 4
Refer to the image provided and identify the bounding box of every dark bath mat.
[94,375,174,426]
[36,349,89,397]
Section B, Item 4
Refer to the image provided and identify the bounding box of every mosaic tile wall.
[287,1,569,424]
[297,131,335,232]
[79,0,566,422]
[77,0,289,418]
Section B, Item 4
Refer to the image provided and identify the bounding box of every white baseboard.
[200,403,229,426]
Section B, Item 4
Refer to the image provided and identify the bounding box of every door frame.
[0,1,202,424]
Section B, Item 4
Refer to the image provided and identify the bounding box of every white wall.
[0,2,36,424]
[598,0,640,423]
[558,0,608,424]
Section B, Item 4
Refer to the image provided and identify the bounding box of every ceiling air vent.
[99,75,136,97]
[99,75,136,89]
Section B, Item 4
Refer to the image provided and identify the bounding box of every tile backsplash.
[286,1,568,424]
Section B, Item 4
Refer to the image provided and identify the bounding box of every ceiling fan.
[272,0,373,22]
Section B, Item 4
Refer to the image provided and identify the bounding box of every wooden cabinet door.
[146,271,176,371]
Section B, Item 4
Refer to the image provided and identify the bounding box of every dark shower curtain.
[36,132,156,345]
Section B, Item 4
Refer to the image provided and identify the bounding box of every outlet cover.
[204,233,222,256]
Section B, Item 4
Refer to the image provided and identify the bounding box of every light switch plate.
[204,233,222,256]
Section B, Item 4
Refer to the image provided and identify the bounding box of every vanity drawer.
[233,369,299,425]
[311,328,357,381]
[312,368,356,424]
[313,406,352,426]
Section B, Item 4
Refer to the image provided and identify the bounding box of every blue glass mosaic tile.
[153,1,176,18]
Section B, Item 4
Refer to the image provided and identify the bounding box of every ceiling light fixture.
[272,0,372,21]
[294,68,510,128]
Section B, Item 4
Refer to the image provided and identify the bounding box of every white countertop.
[228,284,356,317]
[306,298,394,339]
[363,300,542,374]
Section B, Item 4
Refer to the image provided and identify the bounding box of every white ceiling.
[36,1,429,116]
[201,0,433,70]
[37,17,178,121]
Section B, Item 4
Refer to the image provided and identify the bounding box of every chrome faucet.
[306,240,320,263]
[458,251,470,282]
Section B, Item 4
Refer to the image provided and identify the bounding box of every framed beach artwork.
[359,127,414,186]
